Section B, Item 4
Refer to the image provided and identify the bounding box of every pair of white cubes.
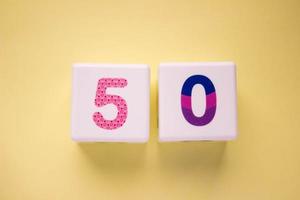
[71,62,237,142]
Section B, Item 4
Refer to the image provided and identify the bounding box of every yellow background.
[1,0,300,199]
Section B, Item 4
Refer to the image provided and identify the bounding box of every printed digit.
[181,75,217,126]
[93,78,128,130]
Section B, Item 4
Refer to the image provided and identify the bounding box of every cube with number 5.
[71,64,150,142]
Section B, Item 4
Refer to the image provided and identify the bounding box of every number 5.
[93,78,128,130]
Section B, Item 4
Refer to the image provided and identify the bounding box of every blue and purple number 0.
[181,75,217,126]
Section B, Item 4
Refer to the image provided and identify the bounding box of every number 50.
[92,75,217,130]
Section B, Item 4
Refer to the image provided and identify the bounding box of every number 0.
[181,75,217,126]
[93,78,128,130]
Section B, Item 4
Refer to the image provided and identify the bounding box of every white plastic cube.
[159,62,237,141]
[71,64,150,142]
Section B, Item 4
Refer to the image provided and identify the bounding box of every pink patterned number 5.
[93,78,128,130]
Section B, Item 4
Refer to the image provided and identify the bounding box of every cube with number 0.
[159,62,238,141]
[71,64,150,142]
